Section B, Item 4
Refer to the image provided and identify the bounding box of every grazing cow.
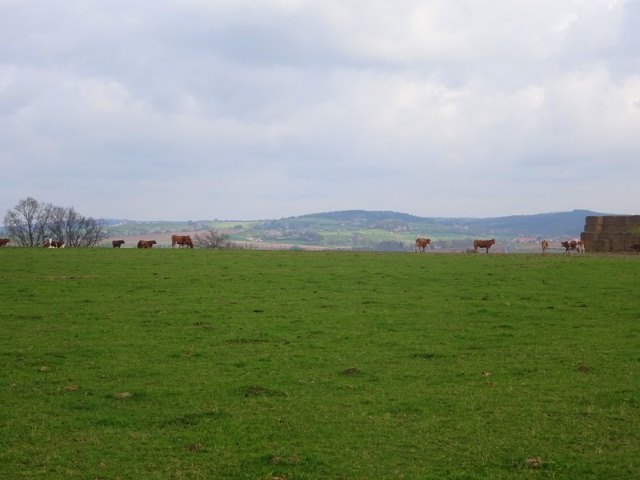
[171,235,194,249]
[137,240,157,249]
[414,237,431,253]
[0,238,9,247]
[112,240,125,248]
[541,239,549,254]
[473,239,496,253]
[43,239,65,248]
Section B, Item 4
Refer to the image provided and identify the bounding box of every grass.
[1,249,639,479]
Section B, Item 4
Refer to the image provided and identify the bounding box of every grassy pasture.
[1,249,639,479]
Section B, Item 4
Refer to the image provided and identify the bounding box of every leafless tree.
[3,197,107,247]
[3,197,52,247]
[193,230,234,249]
[49,206,107,247]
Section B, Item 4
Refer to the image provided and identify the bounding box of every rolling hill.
[102,209,609,250]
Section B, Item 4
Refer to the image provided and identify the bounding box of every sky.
[1,0,639,221]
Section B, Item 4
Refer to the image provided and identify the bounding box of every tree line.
[3,197,107,247]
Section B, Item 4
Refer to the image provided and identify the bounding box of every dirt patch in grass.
[187,443,204,452]
[242,385,287,397]
[164,410,223,427]
[526,457,543,469]
[193,321,213,329]
[413,352,442,360]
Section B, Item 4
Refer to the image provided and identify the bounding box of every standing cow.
[171,235,194,249]
[473,239,496,253]
[112,240,125,248]
[137,240,157,249]
[414,237,431,253]
[561,240,583,254]
[0,238,10,247]
[541,240,549,254]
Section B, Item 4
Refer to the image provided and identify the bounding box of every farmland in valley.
[101,209,605,251]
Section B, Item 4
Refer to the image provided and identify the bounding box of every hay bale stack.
[582,216,605,233]
[581,216,640,252]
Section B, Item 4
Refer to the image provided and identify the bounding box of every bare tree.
[3,197,107,247]
[193,230,234,249]
[77,216,108,247]
[3,197,52,247]
[49,206,107,247]
[48,205,69,243]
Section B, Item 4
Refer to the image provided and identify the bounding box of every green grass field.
[1,249,638,479]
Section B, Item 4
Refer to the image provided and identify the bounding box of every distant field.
[1,249,638,479]
[101,218,516,250]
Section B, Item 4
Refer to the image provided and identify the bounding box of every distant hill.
[102,209,611,250]
[279,209,606,238]
[434,209,607,238]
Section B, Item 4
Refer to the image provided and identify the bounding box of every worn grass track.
[1,249,639,479]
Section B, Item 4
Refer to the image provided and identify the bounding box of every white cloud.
[1,0,639,219]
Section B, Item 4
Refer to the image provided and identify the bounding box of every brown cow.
[0,238,10,247]
[171,235,193,249]
[112,240,125,248]
[541,239,549,254]
[473,239,495,253]
[137,240,157,249]
[414,237,431,253]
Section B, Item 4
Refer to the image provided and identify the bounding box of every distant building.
[581,216,640,252]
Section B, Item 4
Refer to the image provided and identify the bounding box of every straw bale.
[583,217,601,233]
[580,215,640,252]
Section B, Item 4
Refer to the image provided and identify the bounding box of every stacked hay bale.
[581,216,640,252]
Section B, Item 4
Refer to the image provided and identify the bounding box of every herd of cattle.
[414,237,586,254]
[0,236,596,253]
[113,235,194,249]
[0,235,195,249]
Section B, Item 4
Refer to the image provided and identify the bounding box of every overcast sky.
[1,1,639,220]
